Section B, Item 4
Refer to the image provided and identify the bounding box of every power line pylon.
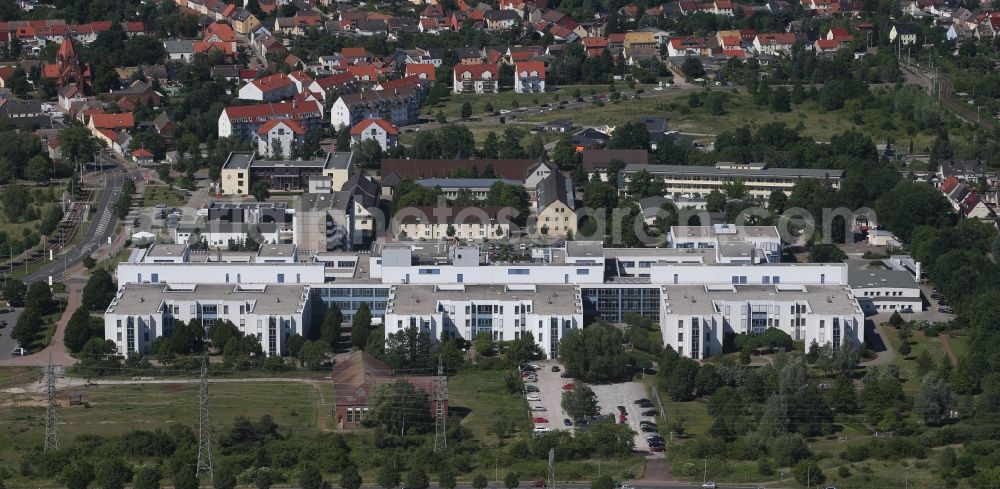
[548,448,555,489]
[434,355,447,452]
[43,353,59,452]
[196,356,213,479]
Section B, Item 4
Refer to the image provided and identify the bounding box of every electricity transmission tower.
[434,355,447,452]
[43,353,60,452]
[196,356,214,478]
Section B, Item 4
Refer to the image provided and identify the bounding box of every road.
[24,155,129,285]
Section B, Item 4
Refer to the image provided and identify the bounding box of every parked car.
[10,347,27,356]
[633,398,651,405]
[617,405,627,414]
[562,383,575,390]
[525,386,540,393]
[560,372,571,378]
[650,445,665,452]
[641,425,658,433]
[939,307,954,314]
[531,481,546,488]
[639,420,656,427]
[533,426,550,434]
[527,395,541,401]
[531,406,546,412]
[551,365,560,372]
[563,418,572,426]
[532,417,549,424]
[641,410,656,416]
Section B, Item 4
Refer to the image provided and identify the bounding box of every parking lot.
[524,359,574,433]
[589,381,663,457]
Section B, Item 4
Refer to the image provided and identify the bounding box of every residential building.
[330,87,419,129]
[534,172,576,236]
[350,118,399,151]
[219,151,353,195]
[395,206,512,241]
[296,192,355,252]
[514,61,545,93]
[256,119,306,159]
[890,24,918,45]
[218,99,324,140]
[238,73,298,102]
[753,32,797,55]
[453,64,498,94]
[104,282,312,356]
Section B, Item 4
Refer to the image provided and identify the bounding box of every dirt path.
[939,335,958,366]
[637,458,675,484]
[309,381,333,432]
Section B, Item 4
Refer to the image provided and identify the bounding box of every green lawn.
[881,325,948,393]
[140,185,187,208]
[0,381,317,466]
[447,368,530,444]
[945,332,969,360]
[427,84,661,120]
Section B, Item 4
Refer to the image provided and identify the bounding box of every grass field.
[880,325,950,393]
[426,84,660,121]
[447,368,530,444]
[0,381,320,466]
[140,185,187,208]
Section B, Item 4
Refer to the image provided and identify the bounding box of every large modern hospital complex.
[106,225,921,360]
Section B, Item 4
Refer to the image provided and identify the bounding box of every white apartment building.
[104,282,312,356]
[118,244,325,286]
[621,162,844,199]
[848,269,922,313]
[395,206,511,242]
[383,284,583,358]
[669,224,783,263]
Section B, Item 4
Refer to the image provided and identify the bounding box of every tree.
[340,465,362,489]
[377,464,400,489]
[406,469,429,489]
[94,459,131,489]
[211,320,240,350]
[662,357,699,401]
[562,382,598,422]
[383,325,432,370]
[609,121,650,150]
[320,304,343,348]
[10,308,42,348]
[706,190,726,212]
[351,139,383,169]
[133,466,161,489]
[771,86,791,113]
[792,460,825,486]
[2,279,26,307]
[898,340,911,357]
[430,470,455,489]
[299,463,322,489]
[251,181,271,201]
[504,472,519,489]
[299,340,328,369]
[558,322,628,382]
[915,372,954,425]
[351,303,373,349]
[65,307,100,353]
[809,244,847,263]
[888,311,904,327]
[875,181,953,241]
[364,380,430,433]
[461,101,473,119]
[591,475,614,489]
[472,474,488,489]
[63,463,95,489]
[82,268,117,310]
[287,334,305,357]
[26,155,53,182]
[681,57,705,80]
[213,464,237,489]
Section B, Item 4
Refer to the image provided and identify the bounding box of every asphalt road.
[24,154,128,285]
[0,307,25,361]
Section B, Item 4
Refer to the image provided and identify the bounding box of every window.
[576,269,589,275]
[418,269,441,275]
[508,269,530,275]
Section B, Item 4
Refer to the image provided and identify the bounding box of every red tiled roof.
[194,41,234,55]
[454,63,498,80]
[346,65,378,80]
[757,32,796,44]
[350,118,399,136]
[379,75,421,91]
[315,72,356,90]
[405,63,436,81]
[940,176,960,194]
[132,148,154,158]
[204,22,237,42]
[257,118,306,135]
[222,100,323,120]
[90,112,135,129]
[341,47,369,58]
[250,72,294,92]
[723,49,746,57]
[515,61,545,79]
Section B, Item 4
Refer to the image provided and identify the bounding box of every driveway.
[0,280,82,367]
[525,359,573,432]
[0,306,25,360]
[589,381,663,458]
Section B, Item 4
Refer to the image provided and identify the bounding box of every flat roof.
[848,269,918,289]
[222,151,255,170]
[663,284,861,316]
[107,283,311,315]
[565,241,604,259]
[672,225,780,240]
[257,244,297,258]
[389,284,581,315]
[145,244,187,258]
[624,164,844,179]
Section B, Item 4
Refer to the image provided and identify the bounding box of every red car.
[532,417,549,424]
[531,481,547,488]
[562,383,574,390]
[650,445,665,452]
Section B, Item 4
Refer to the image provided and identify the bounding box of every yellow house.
[534,172,576,237]
[623,31,657,50]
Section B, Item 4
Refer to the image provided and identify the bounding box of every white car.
[621,485,635,489]
[702,483,717,489]
[529,363,541,370]
[533,426,550,434]
[653,87,663,91]
[532,406,547,412]
[500,109,511,115]
[527,394,541,401]
[10,347,27,356]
